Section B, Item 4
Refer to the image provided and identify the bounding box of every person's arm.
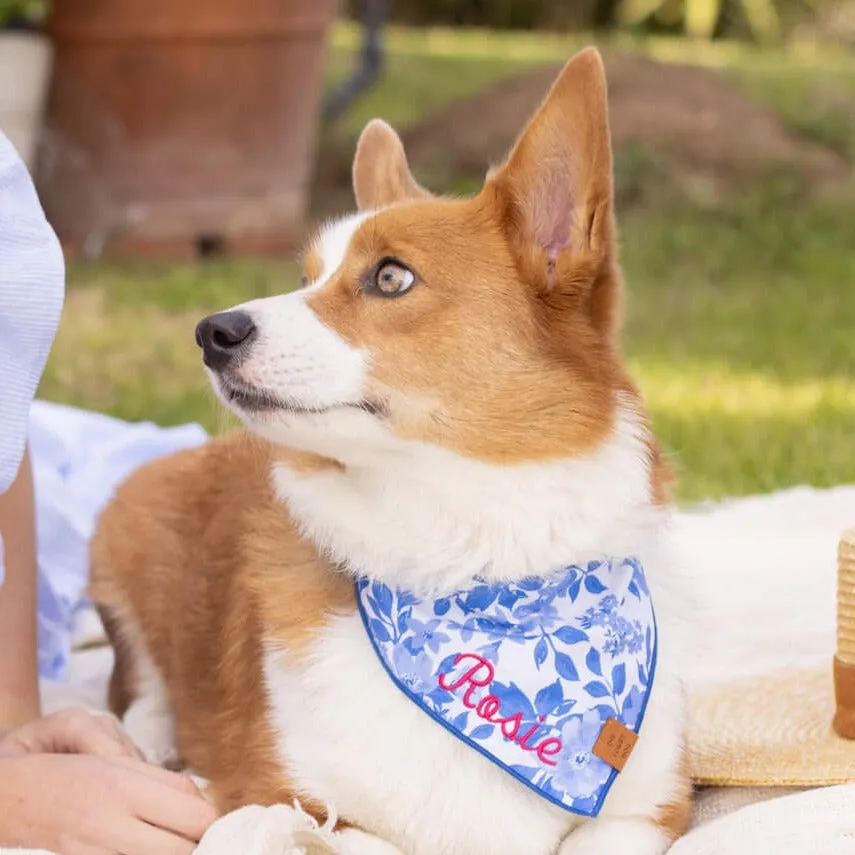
[0,448,40,728]
[0,131,65,728]
[0,135,219,854]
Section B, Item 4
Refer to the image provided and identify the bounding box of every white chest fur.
[272,406,660,593]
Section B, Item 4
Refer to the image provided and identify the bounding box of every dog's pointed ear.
[488,48,614,274]
[352,119,432,211]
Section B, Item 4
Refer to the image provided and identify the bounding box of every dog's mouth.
[219,379,385,419]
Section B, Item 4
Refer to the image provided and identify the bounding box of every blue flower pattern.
[356,556,657,818]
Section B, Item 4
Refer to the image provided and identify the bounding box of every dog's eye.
[300,275,309,289]
[374,261,416,297]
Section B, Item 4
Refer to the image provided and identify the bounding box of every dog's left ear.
[488,47,615,281]
[352,119,432,211]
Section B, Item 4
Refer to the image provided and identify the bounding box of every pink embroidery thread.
[438,652,563,766]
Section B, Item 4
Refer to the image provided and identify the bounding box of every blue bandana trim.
[356,557,657,818]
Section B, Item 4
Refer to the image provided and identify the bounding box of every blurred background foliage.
[0,0,48,27]
[343,0,854,44]
[3,0,852,44]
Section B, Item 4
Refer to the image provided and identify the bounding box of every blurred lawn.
[39,24,855,504]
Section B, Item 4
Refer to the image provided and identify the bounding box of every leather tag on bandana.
[592,718,638,772]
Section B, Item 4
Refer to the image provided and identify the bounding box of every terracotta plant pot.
[36,0,339,259]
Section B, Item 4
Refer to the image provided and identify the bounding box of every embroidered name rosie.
[356,557,657,818]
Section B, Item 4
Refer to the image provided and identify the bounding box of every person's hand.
[0,752,219,855]
[0,706,142,759]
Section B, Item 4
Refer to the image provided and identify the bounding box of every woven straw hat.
[689,529,855,787]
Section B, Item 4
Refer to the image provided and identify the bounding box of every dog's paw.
[122,700,181,769]
[558,817,670,855]
[195,802,339,855]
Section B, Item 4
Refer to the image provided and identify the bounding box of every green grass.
[38,23,855,505]
[621,181,855,499]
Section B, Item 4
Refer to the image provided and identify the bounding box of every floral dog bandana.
[356,557,657,818]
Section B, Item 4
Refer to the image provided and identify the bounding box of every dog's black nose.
[195,311,257,371]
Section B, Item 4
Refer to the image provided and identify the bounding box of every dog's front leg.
[558,817,672,855]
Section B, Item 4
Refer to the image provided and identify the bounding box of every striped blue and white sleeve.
[0,131,65,583]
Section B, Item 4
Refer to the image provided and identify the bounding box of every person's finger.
[64,842,117,855]
[112,819,197,855]
[0,716,63,756]
[92,714,144,760]
[128,771,219,843]
[0,710,140,760]
[48,709,138,759]
[7,708,119,756]
[63,839,118,855]
[0,731,30,757]
[110,757,208,798]
[73,808,164,855]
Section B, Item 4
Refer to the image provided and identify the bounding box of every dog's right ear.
[352,119,431,211]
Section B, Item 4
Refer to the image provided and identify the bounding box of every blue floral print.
[356,556,657,818]
[551,711,609,799]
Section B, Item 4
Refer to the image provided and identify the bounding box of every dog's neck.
[272,406,663,594]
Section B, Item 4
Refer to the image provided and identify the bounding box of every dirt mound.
[311,49,849,219]
[401,51,848,191]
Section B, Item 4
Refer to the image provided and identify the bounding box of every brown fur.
[303,246,325,287]
[98,605,135,719]
[89,47,685,834]
[90,432,348,817]
[655,747,694,841]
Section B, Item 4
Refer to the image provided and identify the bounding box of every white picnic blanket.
[26,399,207,681]
[6,399,855,853]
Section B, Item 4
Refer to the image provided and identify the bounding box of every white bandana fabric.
[356,557,657,818]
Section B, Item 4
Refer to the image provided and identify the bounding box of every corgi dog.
[90,48,692,855]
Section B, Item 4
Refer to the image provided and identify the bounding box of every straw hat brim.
[689,667,855,787]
